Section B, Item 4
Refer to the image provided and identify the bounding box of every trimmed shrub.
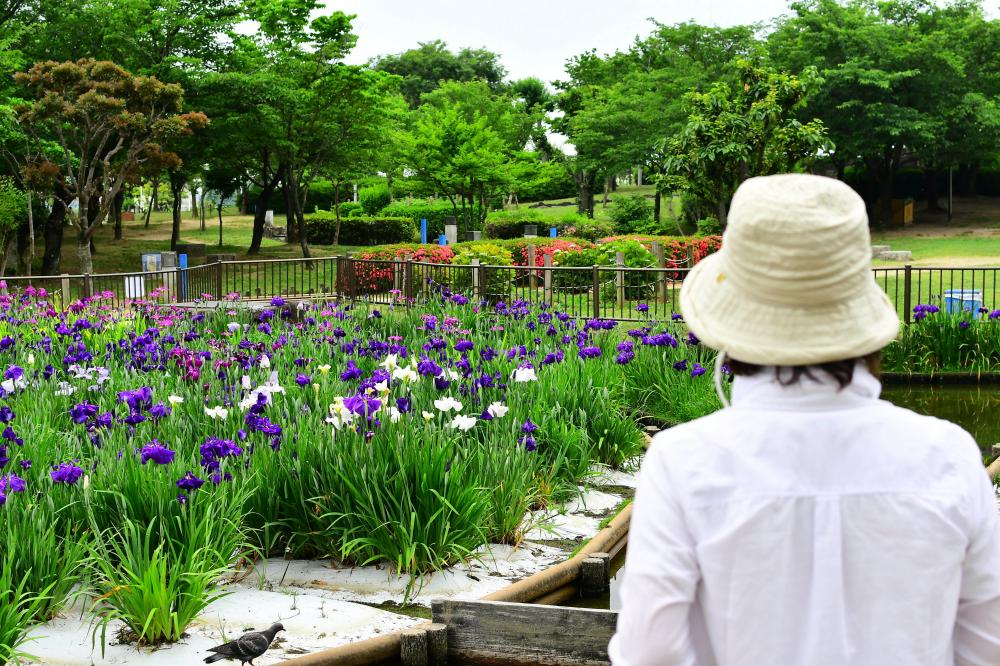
[450,243,514,293]
[554,213,615,241]
[483,209,547,240]
[608,194,652,232]
[380,199,484,239]
[337,202,363,218]
[359,184,391,215]
[305,213,416,246]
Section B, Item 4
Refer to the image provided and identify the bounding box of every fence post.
[592,265,600,320]
[83,273,92,299]
[652,241,666,304]
[616,251,625,310]
[60,273,70,302]
[543,254,553,304]
[527,244,537,291]
[214,260,223,299]
[404,253,414,300]
[903,264,912,324]
[471,259,481,299]
[686,244,696,268]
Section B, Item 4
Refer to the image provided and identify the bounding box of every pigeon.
[204,622,284,665]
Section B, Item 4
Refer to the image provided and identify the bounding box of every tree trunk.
[42,185,67,275]
[240,187,249,214]
[169,171,185,250]
[877,173,894,228]
[602,176,610,207]
[191,186,198,219]
[654,190,661,224]
[77,231,94,275]
[217,203,224,247]
[145,175,158,227]
[289,170,310,259]
[717,199,728,228]
[333,181,342,246]
[284,171,299,244]
[957,164,979,197]
[924,168,941,211]
[575,170,596,218]
[113,188,124,241]
[248,166,283,255]
[199,189,207,231]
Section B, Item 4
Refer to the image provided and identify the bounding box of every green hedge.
[483,210,548,239]
[305,213,417,246]
[380,199,485,239]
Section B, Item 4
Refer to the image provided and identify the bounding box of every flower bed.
[0,288,721,658]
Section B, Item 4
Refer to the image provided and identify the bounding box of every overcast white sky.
[333,0,794,84]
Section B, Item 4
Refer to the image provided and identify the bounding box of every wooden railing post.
[616,251,625,310]
[404,253,414,300]
[543,254,553,304]
[527,244,537,291]
[652,241,666,303]
[471,259,481,299]
[592,265,600,320]
[903,264,912,324]
[214,260,223,299]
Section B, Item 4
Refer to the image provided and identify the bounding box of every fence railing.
[1,258,996,323]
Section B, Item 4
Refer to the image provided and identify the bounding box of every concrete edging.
[278,504,633,665]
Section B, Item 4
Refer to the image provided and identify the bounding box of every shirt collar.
[729,363,882,411]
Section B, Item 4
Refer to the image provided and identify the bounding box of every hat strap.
[714,352,731,409]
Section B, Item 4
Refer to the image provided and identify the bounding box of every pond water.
[881,384,1000,458]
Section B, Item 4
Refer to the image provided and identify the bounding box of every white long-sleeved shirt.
[609,367,1000,666]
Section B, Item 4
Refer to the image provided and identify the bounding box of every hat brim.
[679,252,901,365]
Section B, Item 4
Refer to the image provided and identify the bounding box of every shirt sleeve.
[608,440,699,666]
[954,464,1000,666]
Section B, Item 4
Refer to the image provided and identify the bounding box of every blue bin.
[943,289,982,315]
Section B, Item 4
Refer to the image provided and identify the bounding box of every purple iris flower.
[1,473,26,493]
[2,427,22,446]
[340,361,363,381]
[51,462,84,485]
[295,373,311,387]
[578,346,601,359]
[690,363,707,378]
[176,471,205,492]
[454,340,474,352]
[141,440,176,465]
[71,402,99,424]
[673,360,688,371]
[149,402,171,420]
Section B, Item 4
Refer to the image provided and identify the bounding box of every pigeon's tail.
[203,654,228,664]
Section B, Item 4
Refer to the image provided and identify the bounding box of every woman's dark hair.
[727,351,881,390]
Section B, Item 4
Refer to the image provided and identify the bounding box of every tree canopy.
[1,0,999,275]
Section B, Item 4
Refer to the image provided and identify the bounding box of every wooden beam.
[432,599,618,666]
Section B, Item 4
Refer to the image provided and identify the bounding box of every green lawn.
[872,233,1000,265]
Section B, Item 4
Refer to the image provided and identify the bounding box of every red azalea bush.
[596,235,722,265]
[347,245,455,295]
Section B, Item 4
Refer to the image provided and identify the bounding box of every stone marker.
[871,244,891,258]
[444,217,458,245]
[878,250,913,261]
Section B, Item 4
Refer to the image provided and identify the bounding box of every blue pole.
[420,218,428,244]
[439,234,447,246]
[549,227,557,238]
[178,254,188,301]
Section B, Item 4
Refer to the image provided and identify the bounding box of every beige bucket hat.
[679,173,900,366]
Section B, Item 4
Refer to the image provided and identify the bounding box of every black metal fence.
[1,258,996,323]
